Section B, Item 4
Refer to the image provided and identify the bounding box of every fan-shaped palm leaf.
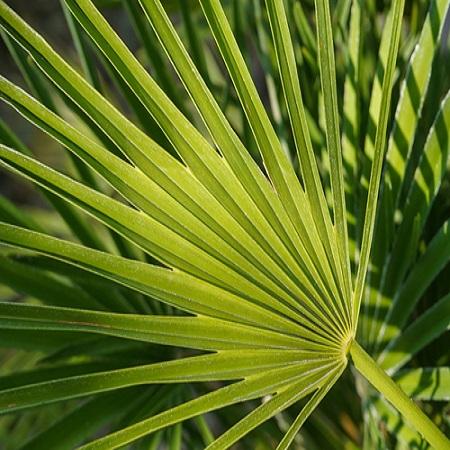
[0,0,449,448]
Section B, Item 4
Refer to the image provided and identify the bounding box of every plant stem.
[350,340,450,449]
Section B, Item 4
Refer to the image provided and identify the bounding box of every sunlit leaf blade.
[0,1,355,341]
[129,0,340,311]
[1,153,347,342]
[65,0,307,262]
[206,364,345,450]
[61,1,101,91]
[5,252,155,315]
[177,0,211,88]
[253,0,289,156]
[350,340,450,450]
[122,0,187,115]
[0,0,449,447]
[0,222,329,341]
[0,351,340,415]
[0,360,129,395]
[265,0,340,280]
[342,0,362,263]
[126,0,339,312]
[314,0,352,308]
[1,144,330,326]
[264,0,350,332]
[196,0,326,255]
[0,302,323,351]
[0,30,57,112]
[357,7,396,343]
[1,0,343,335]
[358,7,393,221]
[1,77,314,310]
[1,28,123,181]
[79,361,341,449]
[353,0,406,326]
[275,367,344,450]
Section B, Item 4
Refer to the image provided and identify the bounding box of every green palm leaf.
[0,0,449,448]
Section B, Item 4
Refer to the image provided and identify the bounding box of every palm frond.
[0,0,449,448]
